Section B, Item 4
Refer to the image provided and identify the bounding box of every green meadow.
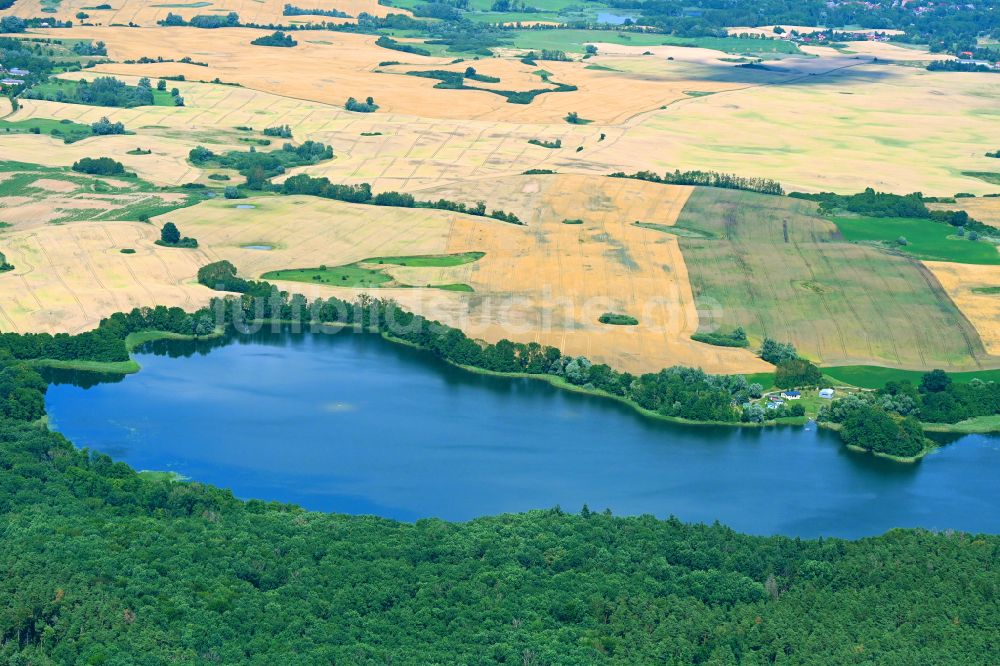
[262,253,483,290]
[0,118,94,143]
[832,215,1000,265]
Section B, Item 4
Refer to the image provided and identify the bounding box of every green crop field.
[263,265,393,288]
[507,30,802,55]
[822,365,1000,388]
[368,252,484,267]
[832,215,1000,265]
[27,78,177,107]
[0,118,94,143]
[674,188,990,370]
[262,253,483,290]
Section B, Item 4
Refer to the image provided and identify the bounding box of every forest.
[0,401,997,663]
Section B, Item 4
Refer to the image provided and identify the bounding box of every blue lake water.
[597,13,635,25]
[44,328,1000,538]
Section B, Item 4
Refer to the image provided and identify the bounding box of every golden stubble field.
[0,0,403,28]
[2,26,993,196]
[0,221,213,333]
[923,261,1000,356]
[930,198,1000,229]
[164,175,770,374]
[0,175,770,373]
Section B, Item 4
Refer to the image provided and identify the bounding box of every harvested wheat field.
[411,174,771,374]
[924,261,1000,356]
[0,221,212,334]
[153,177,769,374]
[0,0,401,28]
[930,198,1000,229]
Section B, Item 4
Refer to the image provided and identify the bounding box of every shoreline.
[28,323,998,445]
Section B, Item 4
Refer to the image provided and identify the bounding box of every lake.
[44,327,1000,538]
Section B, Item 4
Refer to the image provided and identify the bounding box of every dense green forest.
[0,345,997,662]
[0,410,997,663]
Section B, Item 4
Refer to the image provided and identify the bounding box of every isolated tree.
[156,79,167,91]
[896,236,908,246]
[920,369,951,393]
[160,222,181,245]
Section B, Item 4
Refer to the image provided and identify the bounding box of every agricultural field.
[672,188,993,370]
[930,197,1000,229]
[0,160,200,227]
[831,215,1000,265]
[0,0,402,27]
[0,16,998,375]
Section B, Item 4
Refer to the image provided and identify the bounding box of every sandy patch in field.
[924,261,1000,355]
[0,221,212,334]
[1,0,403,28]
[0,196,33,207]
[30,178,78,193]
[929,198,1000,229]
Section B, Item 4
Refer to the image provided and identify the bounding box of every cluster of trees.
[0,358,45,421]
[987,149,1000,159]
[820,369,1000,455]
[90,116,125,135]
[197,260,272,296]
[262,124,292,138]
[345,96,378,112]
[71,156,126,176]
[160,11,241,28]
[0,414,996,664]
[71,40,106,56]
[774,357,822,390]
[524,49,571,61]
[528,138,561,149]
[0,251,13,273]
[759,337,796,364]
[0,305,216,363]
[928,60,998,73]
[612,169,785,196]
[279,174,523,223]
[375,35,431,56]
[251,31,298,47]
[464,66,499,82]
[757,338,822,389]
[21,76,154,108]
[283,4,351,18]
[692,327,748,348]
[792,187,995,236]
[838,402,926,458]
[157,222,198,249]
[189,141,334,188]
